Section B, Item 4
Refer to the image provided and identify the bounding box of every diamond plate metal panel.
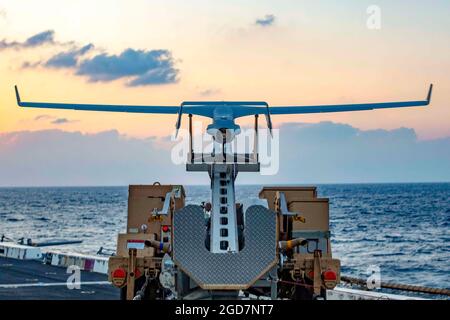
[173,205,277,290]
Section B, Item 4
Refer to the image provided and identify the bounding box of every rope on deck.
[341,276,450,296]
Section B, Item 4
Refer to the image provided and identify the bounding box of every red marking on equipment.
[323,270,337,281]
[135,268,141,279]
[111,268,127,288]
[84,259,95,271]
[162,225,170,233]
[127,239,145,243]
[112,268,126,279]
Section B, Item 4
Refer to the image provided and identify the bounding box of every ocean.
[0,183,449,291]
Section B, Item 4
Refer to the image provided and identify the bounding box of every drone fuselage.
[206,105,242,142]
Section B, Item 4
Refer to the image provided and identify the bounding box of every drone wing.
[267,84,433,115]
[15,84,432,134]
[15,86,180,115]
[235,84,433,118]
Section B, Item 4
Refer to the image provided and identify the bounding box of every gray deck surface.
[0,257,120,300]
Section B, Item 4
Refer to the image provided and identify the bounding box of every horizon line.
[1,181,449,188]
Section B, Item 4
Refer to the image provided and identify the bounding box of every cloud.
[0,30,56,50]
[76,48,179,86]
[0,8,6,19]
[51,118,78,125]
[199,88,222,97]
[25,30,55,46]
[0,40,20,49]
[33,115,77,125]
[255,14,276,27]
[264,122,450,184]
[45,44,94,68]
[34,115,54,121]
[0,122,449,186]
[22,61,41,68]
[0,130,186,186]
[5,30,179,86]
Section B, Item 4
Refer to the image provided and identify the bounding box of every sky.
[1,122,449,186]
[0,0,449,185]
